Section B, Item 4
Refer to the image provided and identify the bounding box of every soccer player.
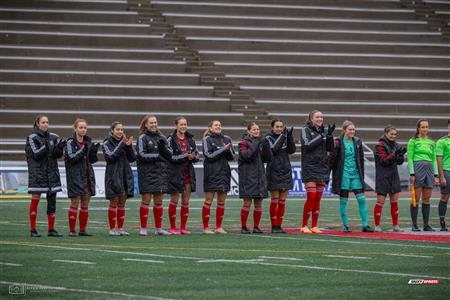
[265,119,296,233]
[330,120,374,233]
[103,121,136,236]
[407,119,439,231]
[26,115,65,237]
[64,119,100,236]
[136,115,173,236]
[167,117,199,235]
[436,120,450,231]
[373,125,406,232]
[300,111,335,234]
[238,122,272,234]
[202,120,235,234]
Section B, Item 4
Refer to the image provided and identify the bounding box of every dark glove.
[327,124,336,136]
[287,126,294,136]
[57,139,67,150]
[396,147,407,157]
[282,127,288,136]
[90,142,100,152]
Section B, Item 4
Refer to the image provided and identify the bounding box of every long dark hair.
[139,115,157,134]
[414,119,428,138]
[271,119,283,129]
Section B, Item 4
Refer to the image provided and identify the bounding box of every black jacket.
[167,130,199,193]
[202,132,234,192]
[238,134,272,198]
[301,123,334,182]
[64,134,99,198]
[25,128,64,194]
[102,134,136,199]
[265,131,296,190]
[374,135,404,194]
[330,135,365,194]
[136,130,172,194]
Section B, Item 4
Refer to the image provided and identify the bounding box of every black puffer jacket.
[64,134,99,198]
[202,132,234,192]
[330,135,365,194]
[265,131,296,190]
[238,135,272,198]
[167,130,199,193]
[374,135,404,194]
[102,134,136,199]
[25,128,64,194]
[300,123,334,182]
[136,130,172,194]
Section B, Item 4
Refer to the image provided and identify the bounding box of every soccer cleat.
[252,227,263,234]
[423,225,435,232]
[362,226,374,232]
[180,229,191,235]
[278,226,286,234]
[139,229,148,236]
[271,226,281,233]
[68,231,77,237]
[118,229,130,236]
[343,226,352,233]
[300,226,312,234]
[411,224,421,232]
[311,227,323,234]
[109,229,120,236]
[30,230,41,237]
[169,228,181,235]
[48,230,62,237]
[78,231,93,237]
[203,228,214,235]
[374,226,382,232]
[155,228,172,236]
[214,227,227,234]
[393,225,403,232]
[440,225,448,232]
[241,226,251,234]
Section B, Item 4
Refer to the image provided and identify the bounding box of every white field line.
[324,255,371,260]
[1,241,449,280]
[385,253,433,259]
[258,256,303,261]
[0,262,22,266]
[122,258,164,264]
[0,281,175,300]
[197,258,265,263]
[52,259,96,265]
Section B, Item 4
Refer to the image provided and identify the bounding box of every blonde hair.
[73,118,87,130]
[204,120,220,138]
[139,115,157,134]
[341,120,355,134]
[306,110,321,126]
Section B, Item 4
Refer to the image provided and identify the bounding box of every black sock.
[439,200,448,227]
[410,204,419,226]
[422,203,430,226]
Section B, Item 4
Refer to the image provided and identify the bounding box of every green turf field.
[1,197,449,299]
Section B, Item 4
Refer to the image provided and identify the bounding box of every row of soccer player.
[25,113,450,237]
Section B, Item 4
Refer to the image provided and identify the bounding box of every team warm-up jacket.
[167,130,199,193]
[238,134,273,198]
[300,123,334,182]
[25,128,64,194]
[64,134,99,198]
[202,132,235,192]
[374,135,404,194]
[265,131,296,190]
[103,134,136,199]
[136,129,173,194]
[330,135,365,194]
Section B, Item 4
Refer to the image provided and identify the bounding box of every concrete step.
[0,10,140,23]
[1,0,129,10]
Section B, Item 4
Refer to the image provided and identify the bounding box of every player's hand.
[125,136,133,146]
[434,176,440,186]
[410,175,415,185]
[224,143,231,151]
[327,124,336,135]
[440,175,447,188]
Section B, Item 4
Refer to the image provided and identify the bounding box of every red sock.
[29,196,40,231]
[269,198,279,226]
[253,207,263,228]
[390,201,399,226]
[108,204,117,230]
[241,206,250,227]
[374,202,384,226]
[48,214,55,231]
[180,204,189,230]
[168,202,178,229]
[117,206,125,230]
[312,185,324,228]
[153,204,163,229]
[140,202,149,229]
[277,199,286,227]
[202,202,211,229]
[68,205,78,232]
[302,186,316,227]
[79,206,88,232]
[216,203,225,229]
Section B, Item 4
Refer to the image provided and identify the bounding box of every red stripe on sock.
[68,205,78,232]
[117,206,125,230]
[108,204,117,230]
[168,202,178,230]
[391,202,399,226]
[140,203,149,229]
[253,207,263,227]
[277,199,286,227]
[180,204,189,230]
[153,204,163,229]
[216,204,225,229]
[202,202,211,229]
[270,198,279,226]
[29,196,40,231]
[241,207,250,228]
[374,202,384,226]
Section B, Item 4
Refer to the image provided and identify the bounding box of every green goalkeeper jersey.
[436,135,450,172]
[407,137,438,175]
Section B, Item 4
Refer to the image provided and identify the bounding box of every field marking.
[123,258,164,264]
[0,262,22,266]
[197,259,265,263]
[0,281,175,300]
[385,253,433,259]
[324,255,371,260]
[258,256,303,261]
[53,259,96,265]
